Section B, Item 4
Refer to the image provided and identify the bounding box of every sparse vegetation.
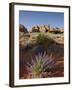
[36,34,54,48]
[26,52,55,78]
[19,24,64,79]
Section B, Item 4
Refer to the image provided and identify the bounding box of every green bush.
[36,34,54,48]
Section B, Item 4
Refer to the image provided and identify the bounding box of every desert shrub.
[36,34,54,48]
[26,52,55,78]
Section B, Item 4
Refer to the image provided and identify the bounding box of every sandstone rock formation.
[44,25,50,32]
[30,25,50,33]
[39,26,46,32]
[31,26,40,32]
[19,24,28,33]
[30,25,64,33]
[19,24,29,46]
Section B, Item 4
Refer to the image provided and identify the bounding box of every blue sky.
[19,11,64,30]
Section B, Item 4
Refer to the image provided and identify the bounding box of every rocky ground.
[19,42,64,79]
[19,24,64,79]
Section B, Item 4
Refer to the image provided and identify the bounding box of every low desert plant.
[36,34,54,48]
[26,52,55,78]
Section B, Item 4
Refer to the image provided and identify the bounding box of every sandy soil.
[19,42,64,79]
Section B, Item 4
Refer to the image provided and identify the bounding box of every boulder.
[19,24,28,33]
[44,25,50,32]
[30,25,50,33]
[39,26,46,32]
[31,26,40,32]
